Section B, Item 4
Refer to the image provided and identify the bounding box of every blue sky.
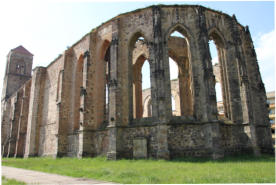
[0,0,274,102]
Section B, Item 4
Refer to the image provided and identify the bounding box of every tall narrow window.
[209,31,229,120]
[209,40,224,119]
[104,45,110,124]
[168,29,193,117]
[96,40,111,128]
[141,60,151,117]
[130,34,151,119]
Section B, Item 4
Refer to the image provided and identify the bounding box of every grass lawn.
[2,155,275,184]
[2,176,26,185]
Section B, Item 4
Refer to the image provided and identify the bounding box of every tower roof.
[11,45,33,56]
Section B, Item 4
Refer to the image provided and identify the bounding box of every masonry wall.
[105,122,254,159]
[38,57,64,156]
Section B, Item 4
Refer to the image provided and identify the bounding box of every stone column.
[230,19,253,125]
[133,70,143,119]
[107,20,121,160]
[217,48,231,119]
[148,6,170,159]
[241,26,273,154]
[14,96,23,157]
[220,16,244,124]
[149,7,171,121]
[15,83,31,157]
[204,122,224,159]
[1,99,11,157]
[178,59,193,116]
[78,50,94,157]
[56,50,74,157]
[8,90,23,157]
[195,7,218,121]
[24,67,46,157]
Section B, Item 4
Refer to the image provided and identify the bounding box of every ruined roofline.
[45,4,245,73]
[68,4,245,52]
[91,4,244,32]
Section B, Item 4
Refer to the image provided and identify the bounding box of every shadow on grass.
[2,154,275,164]
[170,154,275,163]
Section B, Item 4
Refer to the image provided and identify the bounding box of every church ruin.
[1,5,273,159]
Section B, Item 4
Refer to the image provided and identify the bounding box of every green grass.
[2,176,26,185]
[2,155,275,184]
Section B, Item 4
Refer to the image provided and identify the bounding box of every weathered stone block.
[133,138,147,159]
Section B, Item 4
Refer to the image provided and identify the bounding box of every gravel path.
[2,166,116,185]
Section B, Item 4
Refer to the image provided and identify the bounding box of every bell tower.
[1,45,33,100]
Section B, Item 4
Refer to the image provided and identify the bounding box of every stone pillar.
[204,123,224,159]
[148,6,170,159]
[78,50,94,157]
[107,20,121,160]
[195,7,217,121]
[133,71,143,119]
[8,91,23,157]
[241,26,273,154]
[1,99,11,157]
[14,82,31,157]
[230,19,253,126]
[14,95,23,157]
[56,50,74,157]
[217,48,231,119]
[149,6,171,121]
[24,67,46,157]
[178,60,193,116]
[221,17,244,124]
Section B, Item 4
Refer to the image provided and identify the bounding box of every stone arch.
[165,23,195,45]
[208,27,226,48]
[165,24,194,117]
[128,31,149,50]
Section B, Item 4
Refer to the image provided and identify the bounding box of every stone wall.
[220,124,253,155]
[107,122,255,159]
[168,123,209,158]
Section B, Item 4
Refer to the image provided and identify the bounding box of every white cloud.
[255,31,275,61]
[254,30,275,92]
